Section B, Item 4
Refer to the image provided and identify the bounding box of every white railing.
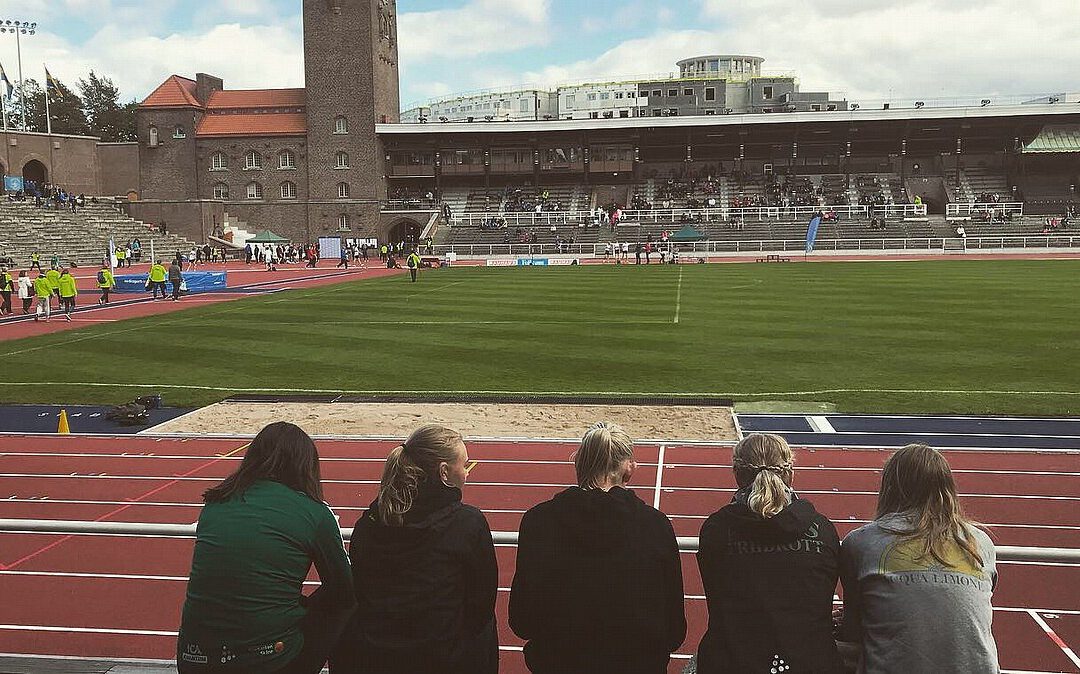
[435,235,1080,257]
[947,202,1025,218]
[451,204,927,228]
[1,519,1077,562]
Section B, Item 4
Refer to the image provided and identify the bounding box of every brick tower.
[303,0,400,238]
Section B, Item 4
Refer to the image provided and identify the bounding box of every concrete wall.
[0,130,101,195]
[96,142,140,196]
[125,200,224,245]
[137,107,202,200]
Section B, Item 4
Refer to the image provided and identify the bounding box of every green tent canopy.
[1022,124,1080,154]
[247,230,290,244]
[669,225,707,242]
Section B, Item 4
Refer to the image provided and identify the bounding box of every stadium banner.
[113,271,227,293]
[805,216,822,253]
[487,257,580,267]
[4,175,23,192]
[318,237,342,261]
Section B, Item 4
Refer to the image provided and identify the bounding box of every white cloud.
[398,0,551,60]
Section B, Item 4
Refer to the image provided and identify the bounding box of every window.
[279,150,296,170]
[246,182,263,200]
[280,181,297,199]
[335,152,350,169]
[811,104,822,112]
[763,86,774,99]
[210,152,227,171]
[148,125,159,147]
[213,183,229,199]
[705,109,717,115]
[615,92,623,99]
[337,214,350,231]
[590,112,599,119]
[565,94,575,108]
[245,151,262,170]
[705,88,716,101]
[337,182,350,198]
[587,93,597,101]
[600,93,610,100]
[652,109,662,117]
[684,88,693,96]
[668,89,678,97]
[652,90,662,98]
[173,125,186,139]
[619,110,630,118]
[334,116,349,134]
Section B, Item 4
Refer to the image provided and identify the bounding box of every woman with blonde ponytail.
[693,433,842,673]
[332,425,497,674]
[510,422,686,674]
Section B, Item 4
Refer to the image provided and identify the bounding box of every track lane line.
[653,444,667,509]
[1027,609,1080,669]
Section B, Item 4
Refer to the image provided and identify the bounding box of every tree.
[34,75,89,135]
[78,70,137,142]
[5,79,42,131]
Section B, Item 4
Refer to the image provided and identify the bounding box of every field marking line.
[0,442,248,571]
[808,416,836,433]
[653,444,667,509]
[673,268,683,324]
[1027,609,1080,669]
[407,279,468,300]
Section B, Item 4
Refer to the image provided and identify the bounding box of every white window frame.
[280,181,297,200]
[245,151,262,170]
[279,150,296,170]
[334,116,349,135]
[210,152,227,171]
[337,182,350,199]
[337,214,350,230]
[213,183,229,200]
[335,152,350,169]
[246,182,263,200]
[173,125,186,139]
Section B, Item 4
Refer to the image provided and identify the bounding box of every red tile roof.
[196,113,308,137]
[207,88,306,109]
[141,76,201,108]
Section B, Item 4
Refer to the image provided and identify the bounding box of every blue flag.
[805,216,821,253]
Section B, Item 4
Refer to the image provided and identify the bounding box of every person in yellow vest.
[29,251,42,271]
[97,263,116,305]
[148,260,168,299]
[116,246,127,268]
[0,266,13,316]
[58,269,78,322]
[33,271,52,322]
[406,249,422,283]
[45,266,62,308]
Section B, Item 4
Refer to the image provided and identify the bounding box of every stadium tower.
[303,0,400,235]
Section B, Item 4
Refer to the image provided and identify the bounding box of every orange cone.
[57,409,70,435]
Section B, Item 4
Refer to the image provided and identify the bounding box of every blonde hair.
[733,433,794,519]
[376,425,463,527]
[876,444,984,568]
[574,422,635,489]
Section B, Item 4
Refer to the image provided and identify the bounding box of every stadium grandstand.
[1,1,1080,673]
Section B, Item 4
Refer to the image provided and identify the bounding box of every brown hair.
[876,444,984,568]
[733,433,794,518]
[377,425,464,526]
[574,422,635,489]
[204,422,323,503]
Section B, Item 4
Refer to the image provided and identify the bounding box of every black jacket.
[696,492,842,674]
[334,481,498,674]
[509,486,686,674]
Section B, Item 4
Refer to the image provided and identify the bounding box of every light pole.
[0,20,38,131]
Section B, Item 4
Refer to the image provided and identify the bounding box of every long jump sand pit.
[148,401,738,443]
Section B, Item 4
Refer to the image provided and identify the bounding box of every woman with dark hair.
[177,422,353,674]
[839,444,999,672]
[333,425,498,674]
[509,422,685,674]
[693,433,842,673]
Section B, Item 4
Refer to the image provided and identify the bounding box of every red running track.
[0,435,1078,673]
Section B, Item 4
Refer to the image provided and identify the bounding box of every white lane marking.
[1027,609,1080,669]
[673,268,684,324]
[653,444,667,509]
[0,625,175,636]
[808,416,836,433]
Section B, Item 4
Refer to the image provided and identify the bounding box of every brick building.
[135,0,400,243]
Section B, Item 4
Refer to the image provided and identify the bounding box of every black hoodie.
[334,480,498,674]
[695,491,842,674]
[509,486,686,674]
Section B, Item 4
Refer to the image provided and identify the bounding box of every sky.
[0,0,1077,109]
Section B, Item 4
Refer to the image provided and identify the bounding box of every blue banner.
[113,271,227,293]
[4,176,24,192]
[805,216,822,253]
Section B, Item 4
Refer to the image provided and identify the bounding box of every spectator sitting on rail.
[176,422,354,674]
[837,444,999,673]
[333,425,497,674]
[509,422,686,674]
[691,434,842,674]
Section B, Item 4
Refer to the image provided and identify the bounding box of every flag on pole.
[0,63,12,100]
[45,66,63,99]
[805,215,822,253]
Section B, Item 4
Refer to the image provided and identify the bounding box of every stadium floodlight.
[0,18,39,131]
[914,101,925,109]
[981,99,991,107]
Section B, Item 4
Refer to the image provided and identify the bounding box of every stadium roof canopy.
[378,103,1080,136]
[1022,124,1080,153]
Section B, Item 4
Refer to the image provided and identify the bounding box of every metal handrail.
[1,519,1077,563]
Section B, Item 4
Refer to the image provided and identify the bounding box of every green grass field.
[2,259,1079,415]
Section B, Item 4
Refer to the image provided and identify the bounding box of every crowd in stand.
[175,423,1000,674]
[6,181,91,213]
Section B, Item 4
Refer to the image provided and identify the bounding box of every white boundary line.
[653,444,667,509]
[1027,609,1080,669]
[673,268,683,324]
[740,413,1080,423]
[808,415,837,433]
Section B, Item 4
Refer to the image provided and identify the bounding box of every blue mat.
[0,404,193,434]
[114,271,227,293]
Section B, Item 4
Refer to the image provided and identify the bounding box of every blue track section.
[738,414,1080,450]
[0,405,193,434]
